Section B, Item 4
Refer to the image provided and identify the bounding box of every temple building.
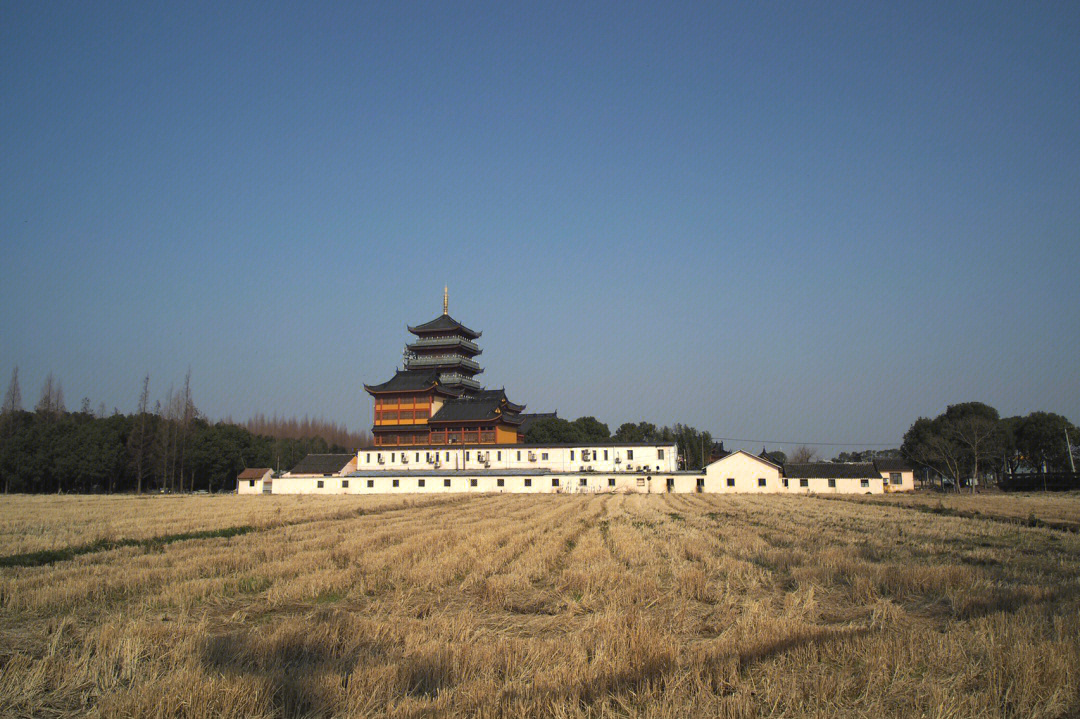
[364,289,534,446]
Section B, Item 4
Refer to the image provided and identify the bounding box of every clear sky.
[2,2,1078,454]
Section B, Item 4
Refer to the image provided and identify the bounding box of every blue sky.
[2,2,1078,453]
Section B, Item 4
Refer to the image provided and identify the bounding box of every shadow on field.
[199,619,455,717]
[202,632,357,717]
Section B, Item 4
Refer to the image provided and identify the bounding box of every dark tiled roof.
[518,412,557,434]
[783,462,880,479]
[874,458,913,472]
[238,468,272,479]
[407,314,481,339]
[364,369,463,395]
[288,454,355,475]
[428,390,527,424]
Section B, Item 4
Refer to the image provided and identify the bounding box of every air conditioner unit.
[433,460,441,468]
[401,455,409,464]
[528,452,537,461]
[614,456,622,464]
[377,457,385,464]
[581,450,591,461]
[483,461,490,468]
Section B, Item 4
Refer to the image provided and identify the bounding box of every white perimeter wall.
[355,443,679,474]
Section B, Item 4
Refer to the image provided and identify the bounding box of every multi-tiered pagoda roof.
[403,309,483,394]
[363,289,543,446]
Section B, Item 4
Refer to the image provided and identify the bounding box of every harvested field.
[1,493,1078,718]
[826,490,1080,531]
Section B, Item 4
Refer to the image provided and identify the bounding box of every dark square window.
[627,450,634,460]
[469,478,476,487]
[579,478,587,486]
[758,478,766,487]
[342,480,349,488]
[497,478,505,487]
[782,478,789,487]
[249,480,255,487]
[418,479,426,487]
[392,479,399,488]
[658,449,664,459]
[552,478,559,487]
[800,478,808,487]
[608,478,615,486]
[696,477,705,487]
[541,452,548,460]
[317,480,324,488]
[861,479,869,487]
[726,477,735,487]
[444,479,451,487]
[525,478,532,487]
[828,479,836,488]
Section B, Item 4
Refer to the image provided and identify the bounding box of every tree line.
[0,368,357,494]
[902,402,1078,491]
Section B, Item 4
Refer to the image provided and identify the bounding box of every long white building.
[266,444,895,495]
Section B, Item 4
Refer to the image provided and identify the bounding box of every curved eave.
[364,383,463,397]
[406,342,482,356]
[407,318,482,339]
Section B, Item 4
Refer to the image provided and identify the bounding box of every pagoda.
[364,289,530,446]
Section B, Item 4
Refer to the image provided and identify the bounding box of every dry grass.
[0,494,456,556]
[831,490,1080,531]
[1,492,1078,718]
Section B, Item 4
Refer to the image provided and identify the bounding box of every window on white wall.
[342,480,349,488]
[861,479,869,487]
[627,450,634,460]
[758,478,766,487]
[317,480,324,488]
[800,479,808,487]
[658,449,664,459]
[828,479,836,488]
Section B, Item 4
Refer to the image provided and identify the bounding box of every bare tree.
[128,374,152,494]
[35,372,65,418]
[1,367,21,414]
[176,370,197,493]
[789,445,821,463]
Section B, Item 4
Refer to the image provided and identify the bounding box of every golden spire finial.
[443,286,448,315]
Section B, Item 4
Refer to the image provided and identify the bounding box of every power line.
[715,437,897,447]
